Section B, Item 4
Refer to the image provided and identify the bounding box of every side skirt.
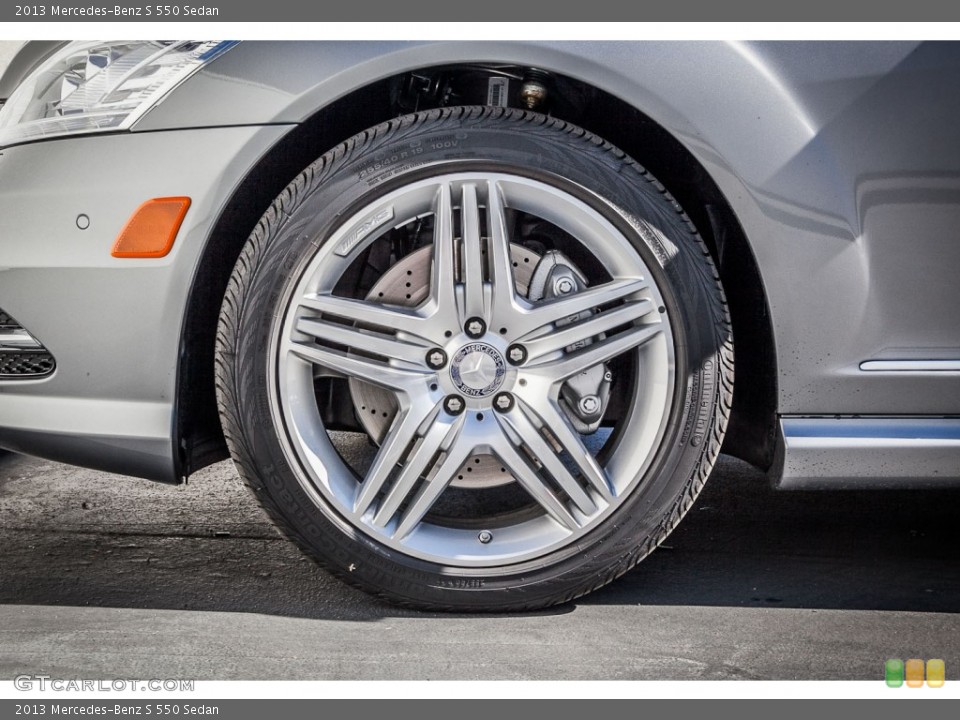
[772,417,960,490]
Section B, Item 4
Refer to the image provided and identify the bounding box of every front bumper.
[0,125,289,481]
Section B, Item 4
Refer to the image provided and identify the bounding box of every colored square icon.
[927,659,945,688]
[885,659,904,687]
[906,658,925,687]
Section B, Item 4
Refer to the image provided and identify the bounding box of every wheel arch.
[175,56,779,478]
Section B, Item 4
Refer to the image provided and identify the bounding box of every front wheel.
[216,107,732,610]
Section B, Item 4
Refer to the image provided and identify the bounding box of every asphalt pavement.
[1,450,957,680]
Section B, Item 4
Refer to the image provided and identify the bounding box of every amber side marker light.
[112,197,191,258]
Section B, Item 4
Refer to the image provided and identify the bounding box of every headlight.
[0,40,237,147]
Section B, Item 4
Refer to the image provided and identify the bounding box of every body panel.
[0,125,292,480]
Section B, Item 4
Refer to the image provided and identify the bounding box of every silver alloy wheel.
[271,171,675,568]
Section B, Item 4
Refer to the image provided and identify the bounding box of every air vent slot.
[0,308,56,378]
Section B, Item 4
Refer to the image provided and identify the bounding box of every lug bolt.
[493,392,515,413]
[478,530,493,544]
[425,348,447,370]
[465,317,486,338]
[506,344,527,366]
[578,395,601,415]
[553,276,576,296]
[443,395,465,415]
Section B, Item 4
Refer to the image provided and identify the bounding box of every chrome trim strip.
[777,417,960,489]
[784,417,960,440]
[860,360,960,371]
[0,328,43,350]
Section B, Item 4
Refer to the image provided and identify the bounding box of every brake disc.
[349,242,542,488]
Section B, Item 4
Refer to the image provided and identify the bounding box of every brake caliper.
[527,250,612,434]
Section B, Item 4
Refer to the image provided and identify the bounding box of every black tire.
[216,106,733,611]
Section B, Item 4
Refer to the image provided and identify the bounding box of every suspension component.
[520,69,551,110]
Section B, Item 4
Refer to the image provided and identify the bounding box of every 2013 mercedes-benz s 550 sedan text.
[1,41,958,610]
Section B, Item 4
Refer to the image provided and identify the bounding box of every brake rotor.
[349,242,541,488]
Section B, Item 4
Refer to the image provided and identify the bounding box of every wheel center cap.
[451,343,506,397]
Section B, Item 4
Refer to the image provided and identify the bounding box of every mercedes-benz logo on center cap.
[450,343,507,398]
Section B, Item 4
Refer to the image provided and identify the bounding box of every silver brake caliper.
[527,250,612,434]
